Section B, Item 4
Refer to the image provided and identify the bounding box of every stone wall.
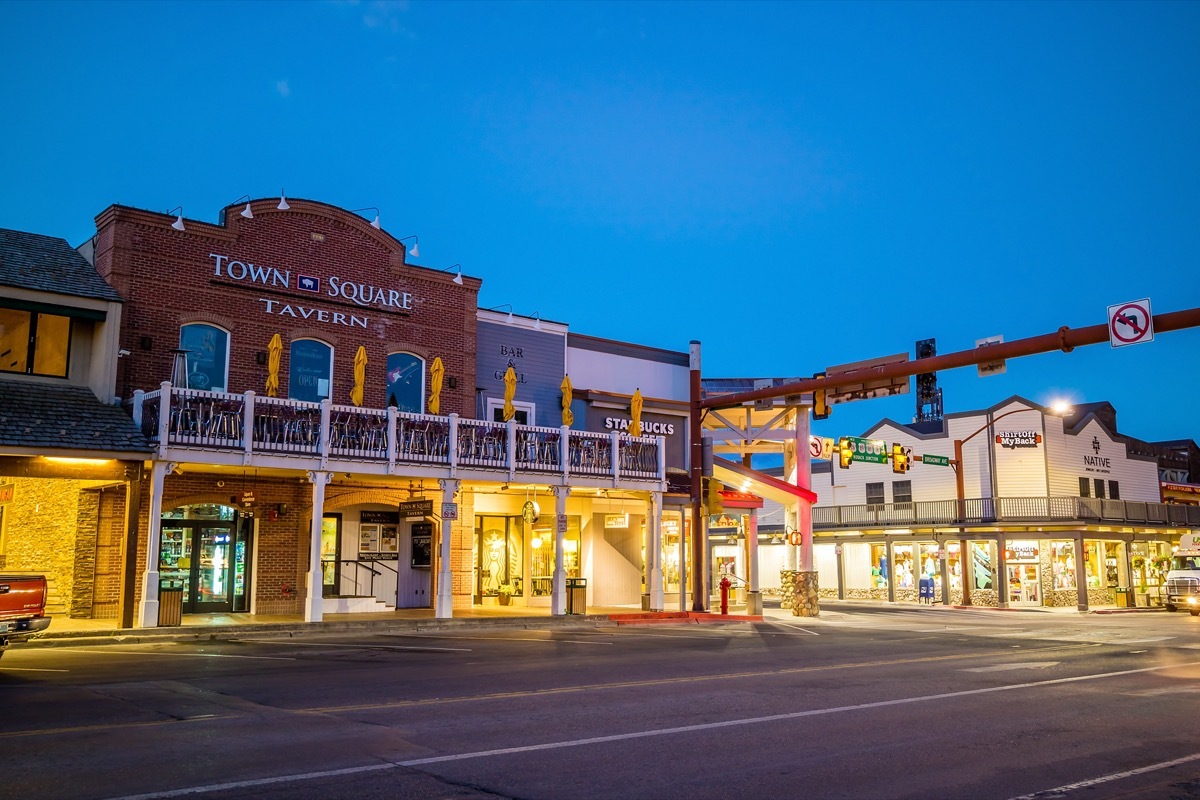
[791,570,819,617]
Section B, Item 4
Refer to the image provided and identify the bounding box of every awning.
[713,456,817,506]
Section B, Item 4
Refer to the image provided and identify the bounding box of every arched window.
[289,338,333,402]
[385,352,424,412]
[178,323,230,392]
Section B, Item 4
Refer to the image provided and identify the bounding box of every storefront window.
[1085,541,1103,588]
[946,542,962,589]
[385,352,424,412]
[893,543,915,588]
[178,323,229,392]
[527,516,581,596]
[661,514,685,594]
[1051,540,1076,590]
[871,542,889,588]
[476,516,523,599]
[0,307,71,378]
[289,338,332,402]
[971,542,995,590]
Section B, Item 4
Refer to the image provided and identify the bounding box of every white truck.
[1165,532,1200,615]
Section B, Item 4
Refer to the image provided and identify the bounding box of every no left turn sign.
[1107,299,1154,348]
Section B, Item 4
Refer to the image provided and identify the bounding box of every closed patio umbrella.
[630,388,643,437]
[560,374,574,427]
[350,345,367,406]
[503,365,517,421]
[429,357,444,414]
[265,333,282,398]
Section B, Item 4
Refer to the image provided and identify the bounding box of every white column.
[746,509,761,614]
[305,470,330,623]
[136,460,173,628]
[551,486,569,615]
[649,491,664,611]
[794,409,814,571]
[436,479,460,619]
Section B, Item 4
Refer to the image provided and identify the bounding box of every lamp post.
[951,403,1071,607]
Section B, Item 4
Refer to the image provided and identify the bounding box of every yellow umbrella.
[630,388,643,437]
[503,365,517,421]
[265,333,282,398]
[428,357,444,414]
[350,345,367,406]
[560,374,574,427]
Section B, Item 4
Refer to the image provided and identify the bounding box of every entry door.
[159,520,238,613]
[1007,564,1041,606]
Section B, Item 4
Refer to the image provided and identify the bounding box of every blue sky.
[4,1,1199,444]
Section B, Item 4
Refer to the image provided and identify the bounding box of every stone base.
[791,570,819,617]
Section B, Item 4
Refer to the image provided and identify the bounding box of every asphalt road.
[4,605,1200,800]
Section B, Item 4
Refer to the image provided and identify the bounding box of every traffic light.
[813,387,830,420]
[838,438,853,469]
[812,373,830,420]
[892,443,910,474]
[705,478,725,515]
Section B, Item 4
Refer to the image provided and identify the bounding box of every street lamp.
[951,402,1071,606]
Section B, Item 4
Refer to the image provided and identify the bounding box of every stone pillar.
[791,570,820,617]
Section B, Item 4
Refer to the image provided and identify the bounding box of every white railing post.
[243,390,255,463]
[386,406,398,474]
[448,413,459,476]
[611,431,621,483]
[561,425,570,480]
[131,389,144,430]
[319,398,332,470]
[157,381,171,459]
[507,419,517,482]
[657,434,666,482]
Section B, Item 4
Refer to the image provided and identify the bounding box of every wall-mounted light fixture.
[398,235,419,258]
[167,206,185,231]
[353,207,381,230]
[139,336,154,351]
[447,376,458,389]
[487,303,514,323]
[530,312,543,331]
[232,195,254,219]
[443,263,464,285]
[255,351,268,365]
[278,189,290,210]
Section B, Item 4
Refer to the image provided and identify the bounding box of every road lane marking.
[963,662,1059,673]
[0,666,69,673]
[1008,750,1200,799]
[387,634,612,646]
[100,659,1200,799]
[59,648,297,661]
[0,715,236,740]
[240,640,471,653]
[762,621,820,635]
[305,642,1102,713]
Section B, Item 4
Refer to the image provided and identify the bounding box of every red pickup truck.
[0,574,52,659]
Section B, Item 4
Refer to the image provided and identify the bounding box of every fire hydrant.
[719,576,731,615]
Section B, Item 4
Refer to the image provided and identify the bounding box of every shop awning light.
[442,263,464,285]
[398,235,419,258]
[352,207,381,230]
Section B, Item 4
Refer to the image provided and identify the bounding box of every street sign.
[808,435,834,459]
[1108,298,1154,348]
[922,454,951,467]
[557,514,568,534]
[441,502,458,520]
[975,335,1006,376]
[844,436,887,464]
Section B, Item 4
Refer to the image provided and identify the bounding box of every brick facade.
[91,199,479,413]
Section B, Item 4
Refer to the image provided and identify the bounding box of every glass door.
[1008,564,1041,606]
[159,519,238,613]
[194,525,232,612]
[321,514,342,596]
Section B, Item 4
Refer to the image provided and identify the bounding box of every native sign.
[1107,299,1154,348]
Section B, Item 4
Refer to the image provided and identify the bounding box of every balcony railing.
[125,382,665,485]
[813,496,1200,529]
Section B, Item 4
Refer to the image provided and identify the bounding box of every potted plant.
[497,584,515,605]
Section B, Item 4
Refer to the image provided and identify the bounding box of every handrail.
[127,382,666,485]
[812,496,1200,530]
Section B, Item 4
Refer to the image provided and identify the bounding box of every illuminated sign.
[604,513,629,529]
[996,430,1041,448]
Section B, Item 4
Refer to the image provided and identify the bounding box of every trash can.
[158,580,184,626]
[1114,587,1130,608]
[566,578,587,615]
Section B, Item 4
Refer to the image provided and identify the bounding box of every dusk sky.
[3,1,1198,444]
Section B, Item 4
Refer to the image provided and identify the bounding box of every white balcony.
[126,383,665,489]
